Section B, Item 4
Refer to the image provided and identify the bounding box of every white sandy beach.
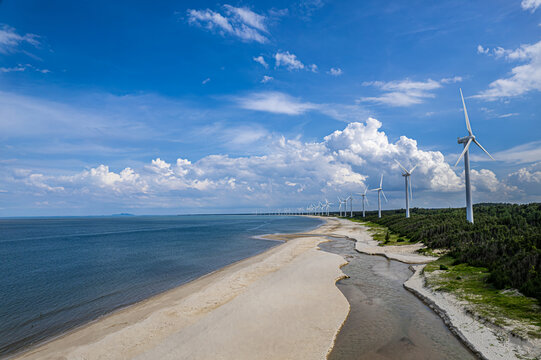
[14,218,349,360]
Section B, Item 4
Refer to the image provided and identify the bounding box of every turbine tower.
[345,195,353,217]
[371,174,388,218]
[394,159,417,218]
[455,89,495,224]
[356,187,369,218]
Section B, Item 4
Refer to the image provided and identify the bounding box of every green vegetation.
[352,203,541,302]
[425,256,541,338]
[349,219,417,246]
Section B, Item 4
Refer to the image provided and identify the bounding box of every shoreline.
[336,217,540,360]
[12,216,350,360]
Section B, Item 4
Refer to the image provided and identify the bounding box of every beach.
[13,217,350,360]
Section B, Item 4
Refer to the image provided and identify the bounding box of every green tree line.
[353,203,541,302]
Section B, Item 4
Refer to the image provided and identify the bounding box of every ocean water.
[0,215,322,357]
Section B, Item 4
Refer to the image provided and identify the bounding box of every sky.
[0,0,540,216]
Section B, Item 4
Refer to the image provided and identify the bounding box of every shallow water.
[0,215,322,357]
[320,237,476,360]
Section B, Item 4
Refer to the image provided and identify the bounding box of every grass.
[424,255,541,339]
[348,218,416,246]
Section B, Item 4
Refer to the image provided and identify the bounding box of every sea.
[0,215,322,357]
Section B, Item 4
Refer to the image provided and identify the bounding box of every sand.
[325,218,438,264]
[14,218,350,360]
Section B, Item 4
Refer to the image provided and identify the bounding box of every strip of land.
[13,218,349,360]
[337,217,541,360]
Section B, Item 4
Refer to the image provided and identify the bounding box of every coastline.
[337,217,540,360]
[12,216,350,360]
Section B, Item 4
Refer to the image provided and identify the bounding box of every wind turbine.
[337,196,346,216]
[356,187,369,218]
[455,89,495,224]
[337,197,342,216]
[324,199,332,216]
[371,174,388,218]
[345,194,353,217]
[394,159,417,218]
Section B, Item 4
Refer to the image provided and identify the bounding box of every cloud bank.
[5,118,518,212]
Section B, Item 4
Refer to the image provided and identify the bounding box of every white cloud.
[8,117,518,211]
[261,75,273,83]
[0,25,39,54]
[309,64,318,72]
[475,40,541,100]
[0,63,50,74]
[521,0,541,12]
[0,65,26,73]
[477,45,489,54]
[236,92,316,115]
[202,78,210,84]
[328,67,343,76]
[274,51,305,70]
[507,162,541,196]
[440,76,463,84]
[359,77,460,107]
[253,55,268,68]
[187,5,268,43]
[476,140,541,164]
[234,91,368,121]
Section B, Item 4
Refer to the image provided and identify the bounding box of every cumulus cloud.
[521,0,541,12]
[253,55,268,68]
[475,40,541,100]
[274,51,305,70]
[187,5,268,43]
[328,67,343,76]
[261,75,273,83]
[10,117,514,211]
[359,77,461,107]
[507,162,541,197]
[0,25,40,54]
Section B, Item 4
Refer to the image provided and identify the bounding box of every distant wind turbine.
[345,195,353,217]
[394,159,417,218]
[455,89,495,224]
[356,187,369,218]
[371,174,388,218]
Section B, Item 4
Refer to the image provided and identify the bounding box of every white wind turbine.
[356,187,369,218]
[346,194,353,217]
[455,89,495,224]
[394,159,417,218]
[371,174,388,218]
[324,199,332,216]
[337,197,343,216]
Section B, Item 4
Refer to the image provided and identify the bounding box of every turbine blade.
[473,139,495,161]
[394,159,408,173]
[380,174,383,188]
[454,138,473,167]
[381,190,388,202]
[409,164,418,173]
[365,196,369,205]
[364,186,369,195]
[460,88,473,136]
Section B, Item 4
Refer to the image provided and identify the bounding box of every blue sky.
[0,0,540,216]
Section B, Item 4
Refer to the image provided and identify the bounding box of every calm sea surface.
[0,215,322,357]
